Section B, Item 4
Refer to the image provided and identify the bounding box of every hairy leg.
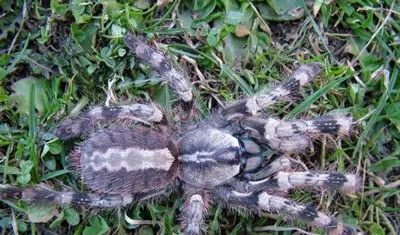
[243,115,352,138]
[227,171,360,193]
[241,115,352,153]
[242,156,291,181]
[220,63,323,120]
[0,185,133,207]
[213,186,355,235]
[181,186,209,235]
[124,33,193,108]
[56,104,163,140]
[0,185,171,207]
[182,194,207,235]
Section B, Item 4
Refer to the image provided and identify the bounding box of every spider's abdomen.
[69,128,179,195]
[179,128,241,188]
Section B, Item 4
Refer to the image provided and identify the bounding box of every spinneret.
[0,34,360,235]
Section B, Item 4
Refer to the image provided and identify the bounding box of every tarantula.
[0,33,360,234]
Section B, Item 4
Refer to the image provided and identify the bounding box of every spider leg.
[56,103,163,140]
[0,185,169,207]
[242,156,291,181]
[213,186,355,235]
[0,185,132,207]
[124,33,193,111]
[227,171,360,193]
[241,115,352,153]
[243,115,352,138]
[182,192,208,235]
[220,63,322,120]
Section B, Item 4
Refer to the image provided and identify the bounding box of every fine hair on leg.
[227,171,361,193]
[220,63,323,120]
[0,185,133,208]
[124,33,193,104]
[213,186,355,235]
[57,104,164,140]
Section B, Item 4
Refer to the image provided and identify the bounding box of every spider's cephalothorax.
[0,34,360,235]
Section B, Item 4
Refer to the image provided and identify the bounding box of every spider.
[0,33,360,235]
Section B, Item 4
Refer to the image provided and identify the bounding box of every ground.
[0,0,399,234]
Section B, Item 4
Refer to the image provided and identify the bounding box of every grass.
[0,0,399,234]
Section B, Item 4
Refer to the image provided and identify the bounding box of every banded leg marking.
[0,185,133,207]
[244,127,311,153]
[57,104,163,140]
[182,194,206,235]
[243,157,291,181]
[269,136,311,153]
[213,186,355,235]
[241,172,361,193]
[220,63,323,119]
[243,116,352,138]
[242,116,352,152]
[124,33,193,104]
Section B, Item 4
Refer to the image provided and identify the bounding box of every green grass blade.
[352,67,398,159]
[168,44,254,95]
[142,0,178,32]
[29,83,38,181]
[6,33,31,75]
[2,141,14,184]
[286,75,351,119]
[39,169,69,181]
